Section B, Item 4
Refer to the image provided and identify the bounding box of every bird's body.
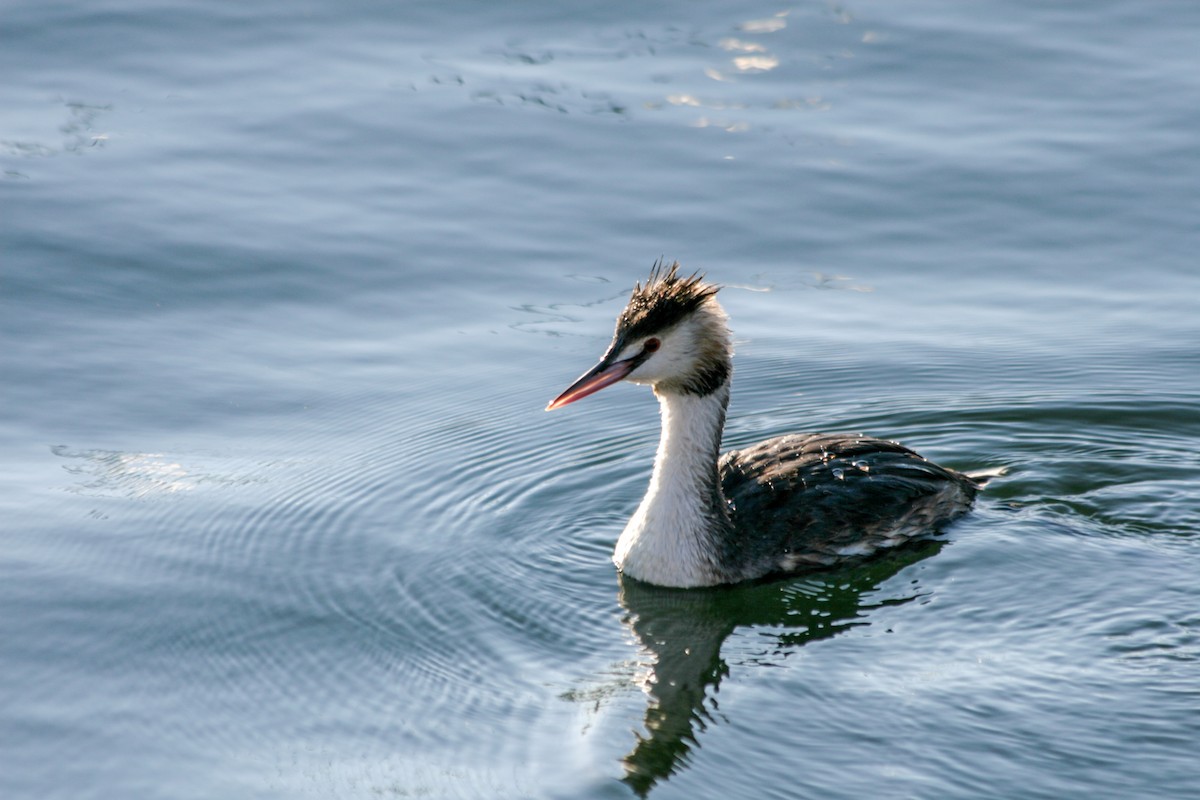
[548,262,978,588]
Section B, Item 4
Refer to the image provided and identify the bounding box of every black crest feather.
[617,259,719,342]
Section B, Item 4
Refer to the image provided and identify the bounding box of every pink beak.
[546,357,637,411]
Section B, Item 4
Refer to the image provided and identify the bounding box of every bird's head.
[547,261,732,411]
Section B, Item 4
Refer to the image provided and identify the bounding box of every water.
[3,1,1198,797]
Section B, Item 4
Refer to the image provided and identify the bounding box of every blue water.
[3,1,1199,798]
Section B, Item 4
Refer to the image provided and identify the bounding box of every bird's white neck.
[613,383,732,588]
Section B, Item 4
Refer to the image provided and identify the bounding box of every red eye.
[644,338,661,353]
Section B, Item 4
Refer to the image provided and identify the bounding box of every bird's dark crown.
[617,259,720,342]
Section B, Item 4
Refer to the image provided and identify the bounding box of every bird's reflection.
[615,540,944,796]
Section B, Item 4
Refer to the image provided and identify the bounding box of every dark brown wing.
[717,433,978,579]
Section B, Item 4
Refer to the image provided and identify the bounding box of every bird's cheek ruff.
[654,357,729,398]
[685,358,730,397]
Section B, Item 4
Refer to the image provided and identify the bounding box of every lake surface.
[3,1,1198,797]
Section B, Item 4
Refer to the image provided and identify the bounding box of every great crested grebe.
[546,261,979,588]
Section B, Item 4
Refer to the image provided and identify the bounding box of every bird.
[546,260,980,588]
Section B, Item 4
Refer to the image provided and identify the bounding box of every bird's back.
[717,433,978,580]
